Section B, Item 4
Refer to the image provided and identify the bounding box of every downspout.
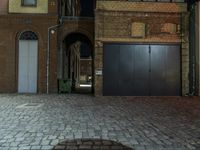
[46,0,64,94]
[189,3,197,96]
[47,19,63,93]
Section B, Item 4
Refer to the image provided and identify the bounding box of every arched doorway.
[18,31,38,93]
[62,32,93,94]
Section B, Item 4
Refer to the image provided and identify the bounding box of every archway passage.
[62,33,93,94]
[18,31,38,93]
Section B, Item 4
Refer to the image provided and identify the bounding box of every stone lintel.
[96,1,187,13]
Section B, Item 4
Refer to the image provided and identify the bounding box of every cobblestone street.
[0,94,200,150]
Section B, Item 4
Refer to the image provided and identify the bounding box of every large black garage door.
[103,44,180,96]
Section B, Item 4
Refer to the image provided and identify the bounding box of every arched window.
[19,31,38,40]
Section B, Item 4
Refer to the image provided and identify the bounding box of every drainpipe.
[188,3,197,96]
[47,24,61,94]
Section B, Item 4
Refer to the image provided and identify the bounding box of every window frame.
[21,0,37,7]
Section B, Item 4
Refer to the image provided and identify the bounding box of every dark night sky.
[80,0,94,17]
[79,0,94,57]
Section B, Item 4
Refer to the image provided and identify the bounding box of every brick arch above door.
[61,28,94,46]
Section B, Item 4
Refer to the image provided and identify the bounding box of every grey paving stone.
[66,145,79,149]
[9,142,20,147]
[111,145,124,149]
[79,145,92,149]
[0,94,200,150]
[41,145,54,150]
[54,145,66,149]
[41,140,51,146]
[48,135,57,140]
[100,145,110,149]
[18,146,31,150]
[0,147,9,150]
[50,139,59,146]
[31,146,41,150]
[14,137,25,142]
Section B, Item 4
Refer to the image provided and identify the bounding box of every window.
[20,31,38,40]
[22,0,37,6]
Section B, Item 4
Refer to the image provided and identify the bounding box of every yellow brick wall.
[94,1,189,96]
[96,1,187,13]
[9,0,48,14]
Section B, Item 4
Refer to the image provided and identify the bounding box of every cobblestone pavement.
[0,94,200,150]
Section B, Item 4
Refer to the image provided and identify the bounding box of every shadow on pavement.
[52,138,134,150]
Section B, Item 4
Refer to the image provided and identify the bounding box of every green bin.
[58,79,72,93]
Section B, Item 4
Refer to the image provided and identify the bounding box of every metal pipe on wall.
[188,3,197,96]
[47,24,61,94]
[198,2,200,95]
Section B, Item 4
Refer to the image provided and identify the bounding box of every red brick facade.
[0,0,58,93]
[0,0,195,96]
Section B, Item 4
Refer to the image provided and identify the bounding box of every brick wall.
[0,15,58,93]
[80,60,92,76]
[0,0,8,14]
[59,20,94,42]
[48,0,59,14]
[181,13,190,95]
[95,1,189,96]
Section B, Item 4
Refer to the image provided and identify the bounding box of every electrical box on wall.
[95,69,102,76]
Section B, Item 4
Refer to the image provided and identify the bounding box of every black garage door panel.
[151,45,180,96]
[118,45,134,95]
[133,45,150,96]
[103,44,180,96]
[103,44,120,96]
[165,45,180,95]
[151,45,167,96]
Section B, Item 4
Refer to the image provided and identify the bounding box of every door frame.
[16,31,39,93]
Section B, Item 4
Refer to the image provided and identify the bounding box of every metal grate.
[19,31,38,40]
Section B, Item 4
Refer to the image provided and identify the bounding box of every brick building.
[0,0,59,93]
[1,0,199,96]
[94,0,189,96]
